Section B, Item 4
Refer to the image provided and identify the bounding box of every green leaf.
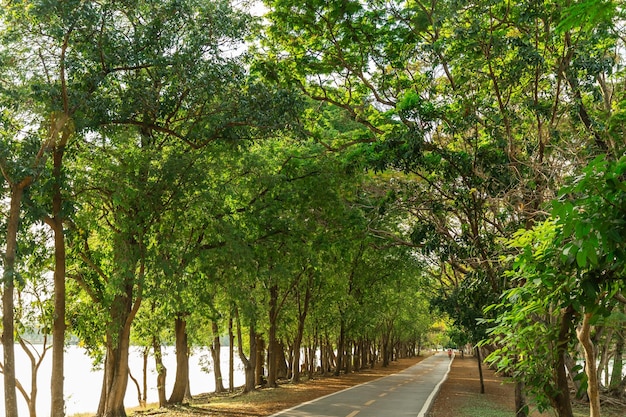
[576,249,587,268]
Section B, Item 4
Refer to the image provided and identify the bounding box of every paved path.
[269,352,453,417]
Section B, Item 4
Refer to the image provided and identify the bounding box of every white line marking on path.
[346,411,360,417]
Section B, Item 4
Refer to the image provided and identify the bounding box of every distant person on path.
[447,348,452,359]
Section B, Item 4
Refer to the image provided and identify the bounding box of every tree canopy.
[1,1,626,417]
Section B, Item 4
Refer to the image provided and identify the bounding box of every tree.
[260,2,624,414]
[485,154,626,417]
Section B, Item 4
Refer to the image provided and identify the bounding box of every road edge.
[417,353,454,417]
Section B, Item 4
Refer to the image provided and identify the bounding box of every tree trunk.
[382,330,391,367]
[97,303,134,417]
[268,284,279,387]
[234,307,256,393]
[609,329,624,393]
[515,380,527,417]
[128,368,144,408]
[291,280,311,383]
[16,336,50,417]
[153,336,167,407]
[255,335,265,386]
[551,307,575,417]
[142,347,148,407]
[353,340,361,372]
[168,315,190,404]
[307,335,316,376]
[97,258,142,417]
[335,320,346,375]
[597,327,613,388]
[229,316,235,392]
[577,312,600,417]
[48,143,67,417]
[276,341,289,379]
[475,346,485,394]
[2,185,26,417]
[210,320,225,393]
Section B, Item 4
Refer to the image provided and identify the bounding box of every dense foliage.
[0,1,625,417]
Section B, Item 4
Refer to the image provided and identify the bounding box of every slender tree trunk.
[515,380,527,417]
[577,312,600,417]
[128,368,144,408]
[98,304,135,417]
[17,336,50,417]
[551,307,575,417]
[229,316,235,392]
[345,340,353,374]
[597,327,613,388]
[96,249,143,417]
[353,340,361,372]
[255,335,265,386]
[49,143,67,417]
[2,185,26,417]
[609,329,624,393]
[475,346,485,394]
[234,308,256,392]
[268,284,279,387]
[49,216,66,417]
[210,320,225,393]
[142,347,148,407]
[335,320,346,375]
[168,315,190,404]
[382,330,391,367]
[308,335,316,376]
[291,281,311,383]
[153,337,167,407]
[276,341,289,379]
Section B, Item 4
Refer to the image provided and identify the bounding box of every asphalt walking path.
[269,352,453,417]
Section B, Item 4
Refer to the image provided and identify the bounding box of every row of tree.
[257,0,626,416]
[0,2,437,417]
[2,1,626,417]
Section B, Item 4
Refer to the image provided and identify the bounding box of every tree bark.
[142,347,148,407]
[228,315,235,392]
[475,346,485,394]
[96,246,143,417]
[255,335,265,386]
[291,278,311,383]
[2,185,26,417]
[515,380,527,417]
[234,308,256,393]
[335,320,346,374]
[609,328,624,393]
[49,198,66,417]
[577,312,600,417]
[268,284,279,387]
[210,320,225,393]
[551,307,575,417]
[48,139,68,417]
[597,327,613,388]
[153,336,167,407]
[168,315,190,404]
[97,292,138,417]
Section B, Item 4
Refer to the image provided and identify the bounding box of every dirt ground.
[429,354,515,417]
[131,352,625,417]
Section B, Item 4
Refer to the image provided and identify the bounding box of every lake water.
[0,344,245,416]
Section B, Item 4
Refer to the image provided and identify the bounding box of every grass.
[458,397,512,417]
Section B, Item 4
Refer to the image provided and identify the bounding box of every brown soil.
[429,354,522,417]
